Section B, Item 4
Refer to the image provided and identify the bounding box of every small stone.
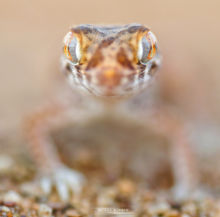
[48,202,65,211]
[38,204,52,217]
[182,202,197,216]
[3,191,21,203]
[147,202,170,215]
[0,205,10,212]
[3,201,16,207]
[0,155,13,171]
[167,210,180,217]
[20,182,41,197]
[66,209,81,217]
[182,214,191,217]
[116,179,136,196]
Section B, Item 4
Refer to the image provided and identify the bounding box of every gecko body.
[26,24,198,201]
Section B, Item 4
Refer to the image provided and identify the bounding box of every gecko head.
[62,24,161,98]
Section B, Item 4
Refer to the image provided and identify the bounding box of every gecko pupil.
[68,37,78,62]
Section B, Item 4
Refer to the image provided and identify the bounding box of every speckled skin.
[25,24,198,201]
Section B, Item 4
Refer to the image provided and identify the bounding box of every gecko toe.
[56,179,69,201]
[40,177,52,195]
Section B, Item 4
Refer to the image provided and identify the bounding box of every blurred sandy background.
[0,0,220,132]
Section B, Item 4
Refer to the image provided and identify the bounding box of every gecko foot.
[39,166,85,201]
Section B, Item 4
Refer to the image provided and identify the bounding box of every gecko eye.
[138,31,157,64]
[63,32,81,64]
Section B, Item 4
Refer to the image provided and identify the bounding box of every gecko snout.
[85,66,137,97]
[97,68,122,88]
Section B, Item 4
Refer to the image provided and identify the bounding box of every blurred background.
[0,0,220,132]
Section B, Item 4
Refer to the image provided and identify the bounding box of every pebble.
[38,204,52,217]
[116,179,136,196]
[0,205,10,212]
[66,209,81,217]
[0,155,13,171]
[3,191,21,203]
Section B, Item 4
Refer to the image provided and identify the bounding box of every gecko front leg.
[24,99,86,201]
[145,107,199,200]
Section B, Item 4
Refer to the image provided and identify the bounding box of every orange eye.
[64,44,72,60]
[146,32,157,60]
[138,31,157,64]
[63,31,81,64]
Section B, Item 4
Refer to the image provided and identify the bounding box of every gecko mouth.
[82,72,150,98]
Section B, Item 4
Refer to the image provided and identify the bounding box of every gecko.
[25,24,198,201]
